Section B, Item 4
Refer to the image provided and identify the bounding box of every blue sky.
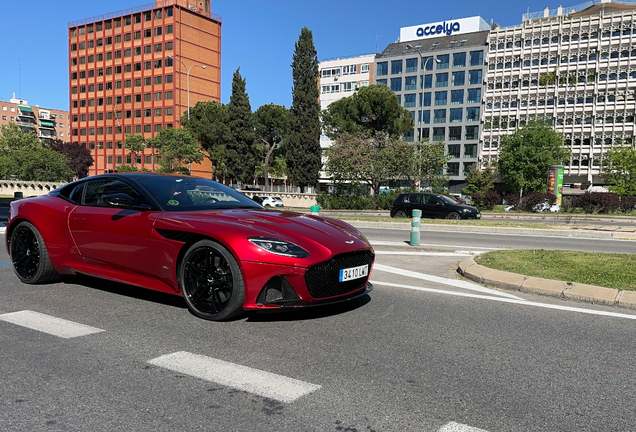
[0,0,557,111]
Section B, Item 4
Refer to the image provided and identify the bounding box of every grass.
[335,216,564,230]
[475,250,636,291]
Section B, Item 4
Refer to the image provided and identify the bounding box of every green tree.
[124,134,146,168]
[287,27,322,191]
[49,139,94,179]
[601,144,636,196]
[325,133,413,195]
[181,100,228,180]
[225,68,255,184]
[463,164,496,195]
[148,127,203,174]
[253,104,288,191]
[321,84,414,139]
[497,119,570,194]
[0,123,73,182]
[410,140,451,193]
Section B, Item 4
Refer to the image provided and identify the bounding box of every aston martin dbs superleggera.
[5,173,374,320]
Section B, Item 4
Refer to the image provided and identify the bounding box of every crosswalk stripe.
[439,421,489,432]
[148,351,321,403]
[0,310,104,338]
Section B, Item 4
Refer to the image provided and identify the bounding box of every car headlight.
[249,237,310,258]
[461,208,471,212]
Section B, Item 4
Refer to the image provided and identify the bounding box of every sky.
[0,0,562,111]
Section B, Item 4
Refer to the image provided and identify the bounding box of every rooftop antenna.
[375,30,382,53]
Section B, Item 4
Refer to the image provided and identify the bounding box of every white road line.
[374,251,472,257]
[147,351,321,403]
[370,240,499,250]
[0,310,105,338]
[439,421,489,432]
[373,263,524,300]
[373,280,636,320]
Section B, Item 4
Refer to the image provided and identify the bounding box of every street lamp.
[406,44,440,141]
[167,55,207,121]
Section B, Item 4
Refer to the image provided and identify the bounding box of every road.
[1,226,635,431]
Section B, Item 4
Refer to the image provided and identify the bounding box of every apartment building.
[0,94,70,143]
[68,0,221,176]
[318,54,375,189]
[375,17,490,192]
[484,0,636,186]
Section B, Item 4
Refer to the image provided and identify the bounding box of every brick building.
[1,94,70,143]
[68,0,222,176]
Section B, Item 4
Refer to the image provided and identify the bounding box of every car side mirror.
[103,193,152,210]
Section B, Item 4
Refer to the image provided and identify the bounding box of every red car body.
[5,174,374,320]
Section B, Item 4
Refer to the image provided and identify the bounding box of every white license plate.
[339,264,369,282]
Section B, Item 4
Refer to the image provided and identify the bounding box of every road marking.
[373,263,524,300]
[373,281,636,320]
[147,351,321,403]
[439,422,489,432]
[0,260,11,266]
[374,251,473,257]
[371,240,499,250]
[0,310,105,338]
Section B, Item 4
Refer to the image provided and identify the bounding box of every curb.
[457,256,636,310]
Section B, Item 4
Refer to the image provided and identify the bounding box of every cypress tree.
[225,68,255,185]
[287,27,322,191]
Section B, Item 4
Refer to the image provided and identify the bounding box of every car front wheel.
[393,210,408,218]
[10,221,60,284]
[445,212,461,220]
[180,239,245,321]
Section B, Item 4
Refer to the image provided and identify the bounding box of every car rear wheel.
[180,239,245,321]
[394,210,408,218]
[10,221,60,284]
[445,212,461,220]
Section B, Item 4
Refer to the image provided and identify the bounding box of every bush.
[471,190,501,211]
[505,193,520,207]
[572,192,620,214]
[316,191,400,210]
[521,192,556,212]
[619,196,636,213]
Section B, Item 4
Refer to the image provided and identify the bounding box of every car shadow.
[61,274,186,310]
[244,294,371,322]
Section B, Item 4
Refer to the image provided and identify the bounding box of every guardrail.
[241,191,317,208]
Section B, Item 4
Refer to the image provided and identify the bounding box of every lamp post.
[167,55,207,121]
[406,44,440,142]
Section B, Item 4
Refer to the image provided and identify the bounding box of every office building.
[484,0,636,186]
[0,94,70,143]
[375,17,490,192]
[68,0,222,176]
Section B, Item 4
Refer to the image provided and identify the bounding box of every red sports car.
[5,173,374,320]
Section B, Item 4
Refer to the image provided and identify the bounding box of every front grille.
[305,251,375,299]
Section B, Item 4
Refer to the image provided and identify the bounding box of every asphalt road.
[1,228,636,431]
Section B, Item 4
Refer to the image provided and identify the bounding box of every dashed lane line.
[370,240,500,250]
[373,263,524,300]
[374,251,483,257]
[439,422,489,432]
[0,310,105,338]
[147,351,321,403]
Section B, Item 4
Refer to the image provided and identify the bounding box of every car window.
[68,184,85,204]
[83,178,147,207]
[424,195,439,205]
[409,194,422,203]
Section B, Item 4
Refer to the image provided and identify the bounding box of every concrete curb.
[457,257,636,310]
[348,221,636,240]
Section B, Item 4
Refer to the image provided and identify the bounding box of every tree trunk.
[262,139,276,192]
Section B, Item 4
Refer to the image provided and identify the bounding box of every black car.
[390,193,481,220]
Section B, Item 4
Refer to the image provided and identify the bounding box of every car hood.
[155,209,372,263]
[452,204,480,212]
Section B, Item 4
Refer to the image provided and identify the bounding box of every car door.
[68,177,160,277]
[425,195,448,218]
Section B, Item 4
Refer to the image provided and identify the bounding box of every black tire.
[10,221,60,284]
[179,240,245,321]
[394,210,408,218]
[445,211,461,220]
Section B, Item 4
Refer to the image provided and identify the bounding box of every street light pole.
[167,55,207,121]
[406,44,440,142]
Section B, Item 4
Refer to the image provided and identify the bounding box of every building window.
[155,27,162,36]
[166,25,173,34]
[453,52,466,68]
[390,78,402,91]
[434,91,447,106]
[464,144,477,158]
[437,54,449,69]
[466,88,481,104]
[405,76,417,90]
[451,71,465,86]
[405,58,418,73]
[448,128,461,142]
[433,109,446,124]
[404,94,416,108]
[391,60,403,74]
[433,127,445,141]
[377,62,388,76]
[450,90,463,105]
[469,51,483,66]
[376,79,387,86]
[435,73,448,87]
[449,108,463,122]
[447,162,459,176]
[465,125,478,140]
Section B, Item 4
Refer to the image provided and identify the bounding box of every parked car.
[390,193,481,220]
[262,196,284,208]
[5,174,374,321]
[250,195,264,205]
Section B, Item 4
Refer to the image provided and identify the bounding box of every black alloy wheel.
[445,211,461,220]
[10,221,60,284]
[180,239,245,321]
[394,210,408,218]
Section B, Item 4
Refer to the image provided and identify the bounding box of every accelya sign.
[400,16,490,42]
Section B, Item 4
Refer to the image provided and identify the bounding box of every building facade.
[1,94,70,143]
[318,54,375,189]
[68,0,222,177]
[375,17,490,192]
[484,0,636,187]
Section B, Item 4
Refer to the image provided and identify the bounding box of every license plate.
[339,264,369,282]
[477,214,481,219]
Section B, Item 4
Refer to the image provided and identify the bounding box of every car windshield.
[133,175,263,211]
[438,195,459,205]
